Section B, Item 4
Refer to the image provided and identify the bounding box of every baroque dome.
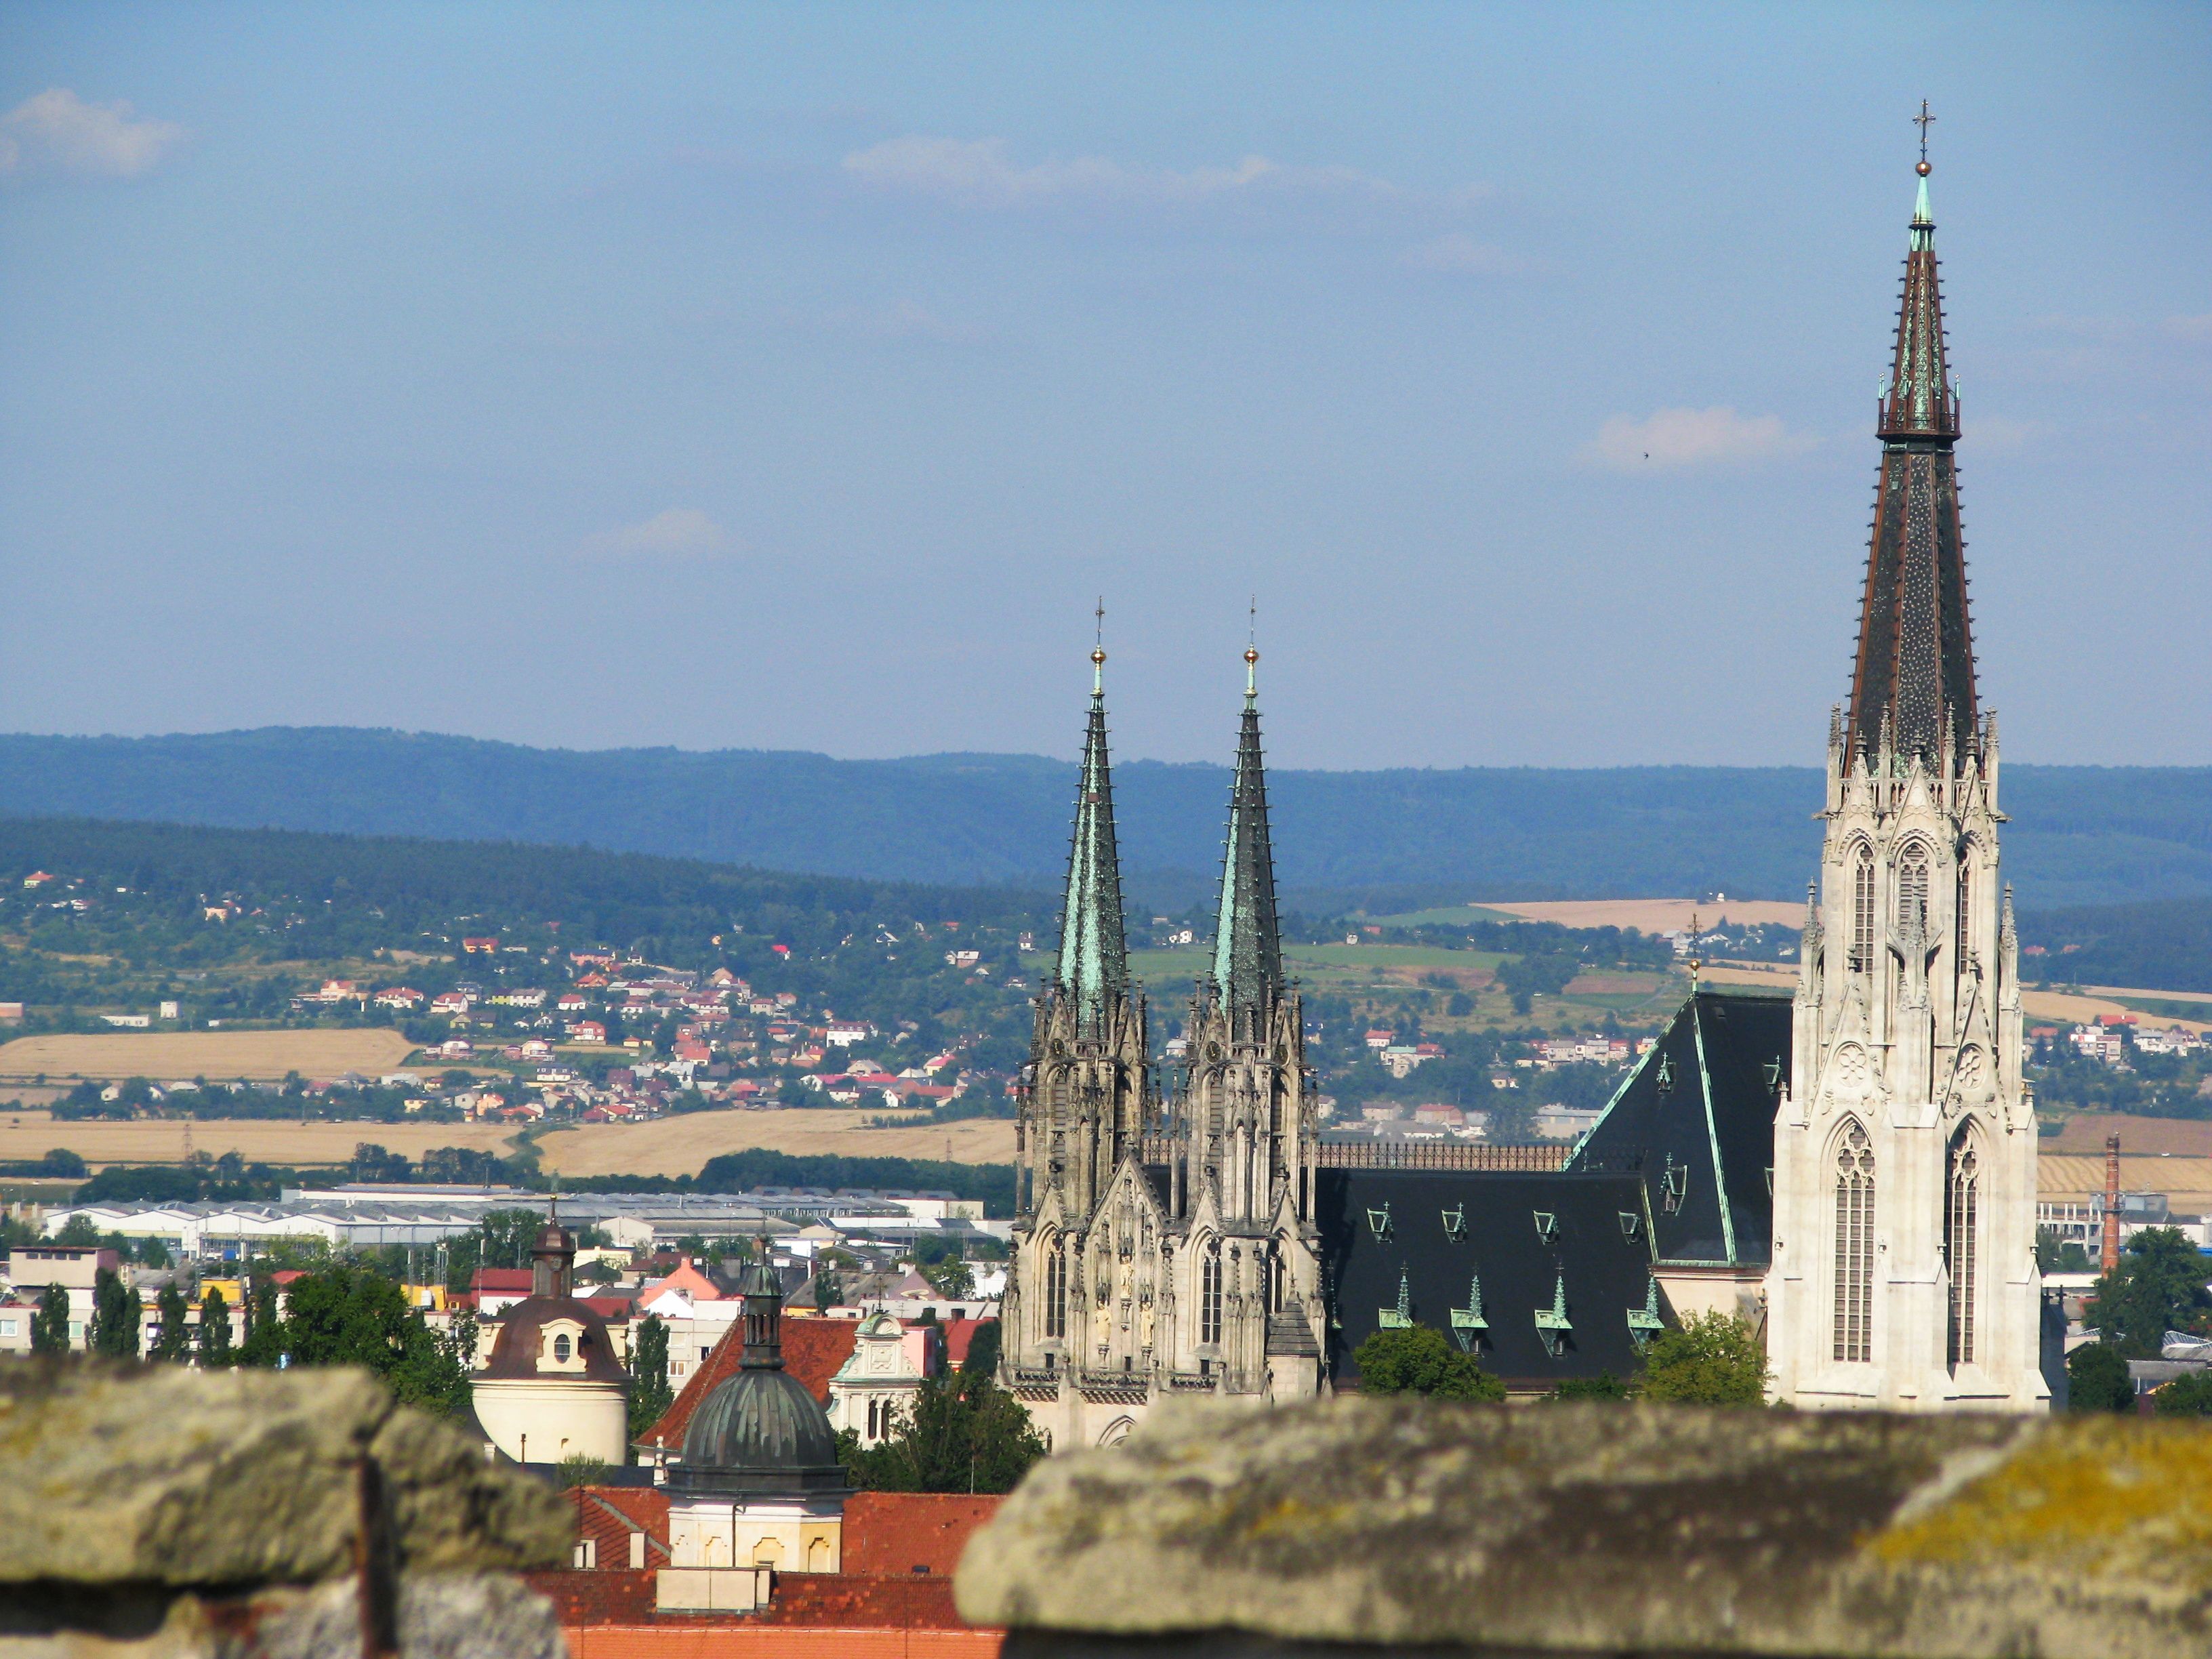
[668,1261,848,1498]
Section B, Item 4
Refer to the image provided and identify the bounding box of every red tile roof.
[525,1568,656,1626]
[753,1574,965,1629]
[639,1311,859,1450]
[939,1317,996,1370]
[840,1493,1002,1580]
[567,1485,672,1568]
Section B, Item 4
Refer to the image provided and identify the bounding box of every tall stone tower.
[1765,143,2045,1412]
[1004,646,1153,1388]
[1169,648,1324,1401]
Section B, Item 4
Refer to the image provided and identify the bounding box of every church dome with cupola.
[471,1213,630,1467]
[662,1260,850,1584]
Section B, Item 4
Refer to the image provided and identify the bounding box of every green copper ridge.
[1210,663,1284,1015]
[1055,670,1128,1031]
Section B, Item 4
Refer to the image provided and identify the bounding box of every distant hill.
[2,728,2208,909]
[2018,897,2212,998]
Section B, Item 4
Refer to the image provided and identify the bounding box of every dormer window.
[553,1334,572,1363]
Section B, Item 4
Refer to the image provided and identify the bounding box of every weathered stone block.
[956,1398,2212,1659]
[0,1361,570,1658]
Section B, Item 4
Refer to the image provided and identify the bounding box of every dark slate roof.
[1318,1168,1658,1389]
[1568,986,1791,1269]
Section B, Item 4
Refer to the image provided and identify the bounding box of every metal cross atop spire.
[1913,100,1936,173]
[1245,596,1258,698]
[1092,596,1106,693]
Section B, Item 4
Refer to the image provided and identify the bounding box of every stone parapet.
[0,1358,571,1657]
[956,1397,2212,1659]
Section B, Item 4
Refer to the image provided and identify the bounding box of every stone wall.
[956,1397,2212,1659]
[0,1359,570,1658]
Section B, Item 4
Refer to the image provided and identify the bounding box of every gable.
[1570,987,1789,1267]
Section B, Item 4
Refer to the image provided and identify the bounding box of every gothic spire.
[1211,647,1284,1015]
[1845,129,1979,767]
[1054,641,1128,1027]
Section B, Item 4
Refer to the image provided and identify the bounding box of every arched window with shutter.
[1850,845,1877,972]
[1832,1120,1875,1363]
[1200,1245,1223,1347]
[1044,1240,1067,1340]
[1896,843,1930,939]
[1946,1126,1980,1370]
[1955,846,1973,968]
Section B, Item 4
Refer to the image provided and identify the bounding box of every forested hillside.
[2,729,2209,907]
[2020,897,2212,997]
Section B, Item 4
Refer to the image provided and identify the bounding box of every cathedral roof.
[1847,156,1980,764]
[1211,651,1284,1014]
[1567,986,1792,1268]
[1054,648,1130,1028]
[1317,1167,1656,1389]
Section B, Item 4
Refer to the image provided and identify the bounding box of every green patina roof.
[1210,668,1284,1012]
[1054,671,1128,1025]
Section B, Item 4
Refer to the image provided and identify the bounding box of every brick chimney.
[2101,1132,2123,1274]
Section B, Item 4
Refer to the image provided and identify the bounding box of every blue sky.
[1,3,2205,769]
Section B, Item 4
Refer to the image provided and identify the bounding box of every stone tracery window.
[1955,848,1973,967]
[1200,1246,1223,1347]
[1946,1128,1979,1370]
[1832,1120,1875,1363]
[1850,846,1876,972]
[1044,1240,1067,1340]
[1896,843,1930,939]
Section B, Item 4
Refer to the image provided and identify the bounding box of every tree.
[150,1281,192,1361]
[282,1263,472,1414]
[237,1275,285,1368]
[557,1453,611,1490]
[628,1313,673,1437]
[1638,1312,1769,1406]
[2152,1370,2212,1416]
[960,1319,1002,1379]
[198,1284,234,1366]
[813,1267,844,1311]
[87,1266,141,1359]
[54,1214,102,1246]
[2036,1227,2093,1274]
[2068,1342,2134,1412]
[1351,1326,1507,1402]
[1548,1372,1631,1402]
[30,1284,70,1354]
[840,1371,1047,1494]
[2087,1227,2212,1358]
[920,1256,977,1300]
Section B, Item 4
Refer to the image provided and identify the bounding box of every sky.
[1,3,2207,771]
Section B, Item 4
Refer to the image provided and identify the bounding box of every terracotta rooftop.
[640,1311,859,1450]
[842,1492,1001,1579]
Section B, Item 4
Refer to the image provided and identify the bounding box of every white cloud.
[0,89,184,180]
[580,508,731,560]
[841,134,1408,211]
[1581,407,1816,472]
[1403,232,1527,276]
[2164,313,2212,344]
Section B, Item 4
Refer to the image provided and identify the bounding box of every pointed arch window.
[1832,1121,1875,1363]
[1946,1128,1980,1370]
[1955,851,1973,968]
[1850,846,1877,972]
[1044,1241,1067,1340]
[1200,1246,1223,1347]
[1896,844,1930,940]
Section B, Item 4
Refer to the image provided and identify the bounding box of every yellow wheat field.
[0,1029,421,1084]
[0,1111,520,1170]
[535,1108,1017,1179]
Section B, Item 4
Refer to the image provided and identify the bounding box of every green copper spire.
[1054,645,1128,1028]
[1210,648,1284,1015]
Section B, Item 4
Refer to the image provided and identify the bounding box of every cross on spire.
[1913,99,1936,171]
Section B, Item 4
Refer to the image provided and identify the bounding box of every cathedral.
[1001,142,2049,1432]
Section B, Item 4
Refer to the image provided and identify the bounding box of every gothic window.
[1955,851,1972,967]
[1044,1242,1067,1340]
[1850,846,1876,972]
[1896,844,1930,939]
[1200,1246,1223,1347]
[1832,1120,1875,1363]
[1946,1128,1980,1370]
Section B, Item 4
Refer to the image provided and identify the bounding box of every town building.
[470,1216,632,1466]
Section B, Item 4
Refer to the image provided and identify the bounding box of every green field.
[1366,904,1521,927]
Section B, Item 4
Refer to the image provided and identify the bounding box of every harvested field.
[0,1112,518,1170]
[537,1109,1017,1180]
[1487,899,1804,933]
[0,1029,419,1084]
